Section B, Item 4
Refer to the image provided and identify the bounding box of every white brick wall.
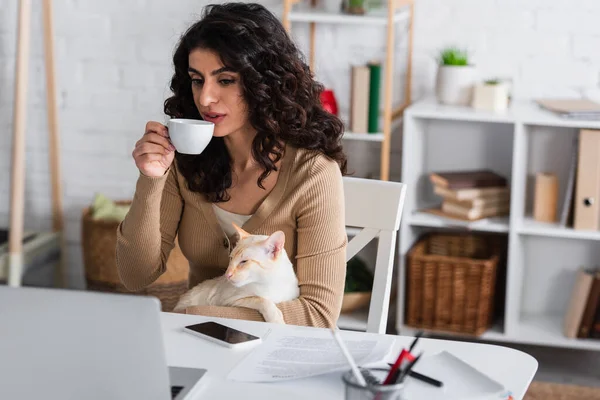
[1,0,600,287]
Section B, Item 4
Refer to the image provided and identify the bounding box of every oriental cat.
[173,224,299,324]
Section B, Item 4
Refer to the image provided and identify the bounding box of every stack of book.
[428,169,510,221]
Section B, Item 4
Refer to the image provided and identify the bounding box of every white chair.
[338,177,407,334]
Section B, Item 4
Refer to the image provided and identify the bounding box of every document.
[227,327,396,383]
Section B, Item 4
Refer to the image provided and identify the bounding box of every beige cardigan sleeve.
[116,167,183,291]
[184,156,347,328]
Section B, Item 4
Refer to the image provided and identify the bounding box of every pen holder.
[342,368,406,400]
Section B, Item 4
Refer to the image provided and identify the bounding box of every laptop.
[0,285,207,400]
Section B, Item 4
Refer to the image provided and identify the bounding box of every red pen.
[383,349,415,385]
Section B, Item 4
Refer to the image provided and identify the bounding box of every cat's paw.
[172,304,186,313]
[265,308,285,324]
[172,297,191,313]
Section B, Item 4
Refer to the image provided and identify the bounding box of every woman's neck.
[223,125,258,172]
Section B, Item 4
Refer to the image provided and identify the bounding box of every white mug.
[167,119,215,155]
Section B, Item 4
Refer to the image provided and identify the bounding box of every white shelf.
[408,211,510,233]
[399,322,506,342]
[405,98,516,124]
[399,98,600,352]
[517,101,600,129]
[512,314,600,351]
[518,217,600,241]
[407,97,600,130]
[401,315,600,351]
[338,309,369,332]
[288,6,410,26]
[342,132,385,142]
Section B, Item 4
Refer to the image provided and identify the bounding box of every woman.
[116,2,348,328]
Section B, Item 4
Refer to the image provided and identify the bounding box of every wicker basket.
[405,233,501,336]
[81,203,190,312]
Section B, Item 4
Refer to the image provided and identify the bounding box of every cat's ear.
[232,223,250,240]
[264,231,285,259]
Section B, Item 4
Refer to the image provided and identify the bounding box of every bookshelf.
[396,97,600,352]
[281,0,415,181]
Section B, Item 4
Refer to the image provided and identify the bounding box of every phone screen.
[185,322,260,344]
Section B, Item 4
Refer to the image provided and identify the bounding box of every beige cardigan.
[116,146,347,328]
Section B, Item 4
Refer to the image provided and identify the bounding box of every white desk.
[161,312,538,400]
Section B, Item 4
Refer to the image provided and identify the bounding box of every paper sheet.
[404,351,509,400]
[227,328,396,383]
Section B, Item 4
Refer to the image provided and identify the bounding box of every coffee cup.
[167,119,214,155]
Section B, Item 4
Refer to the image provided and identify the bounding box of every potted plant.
[342,0,366,15]
[435,47,477,106]
[472,78,510,112]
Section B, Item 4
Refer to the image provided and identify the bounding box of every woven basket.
[405,232,501,336]
[81,203,189,312]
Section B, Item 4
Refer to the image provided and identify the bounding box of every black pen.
[408,331,423,353]
[408,370,443,387]
[396,354,421,384]
[388,362,443,388]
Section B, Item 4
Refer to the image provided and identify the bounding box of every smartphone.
[183,321,262,349]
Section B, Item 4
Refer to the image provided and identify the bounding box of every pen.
[381,332,423,387]
[408,370,443,387]
[408,331,423,353]
[396,354,422,384]
[383,349,412,385]
[388,363,443,388]
[330,328,367,387]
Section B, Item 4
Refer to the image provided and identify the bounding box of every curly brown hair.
[164,2,347,202]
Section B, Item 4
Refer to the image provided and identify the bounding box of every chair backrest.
[342,177,407,334]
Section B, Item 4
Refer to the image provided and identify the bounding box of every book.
[536,98,600,117]
[367,61,381,134]
[591,296,600,339]
[350,65,370,134]
[577,272,600,338]
[430,169,507,190]
[440,193,510,210]
[441,200,510,220]
[559,135,578,227]
[434,185,510,202]
[573,130,600,231]
[563,267,596,338]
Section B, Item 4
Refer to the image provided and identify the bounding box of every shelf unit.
[6,0,66,288]
[397,97,600,352]
[281,0,415,181]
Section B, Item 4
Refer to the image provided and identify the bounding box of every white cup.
[167,119,215,155]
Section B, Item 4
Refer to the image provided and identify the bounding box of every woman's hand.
[133,121,176,177]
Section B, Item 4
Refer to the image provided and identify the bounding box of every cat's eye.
[239,260,247,265]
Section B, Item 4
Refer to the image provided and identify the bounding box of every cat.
[173,223,299,324]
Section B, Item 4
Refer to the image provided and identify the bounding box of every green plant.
[344,256,373,293]
[484,79,501,85]
[438,47,469,66]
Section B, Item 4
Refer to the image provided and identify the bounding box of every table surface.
[161,312,538,400]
